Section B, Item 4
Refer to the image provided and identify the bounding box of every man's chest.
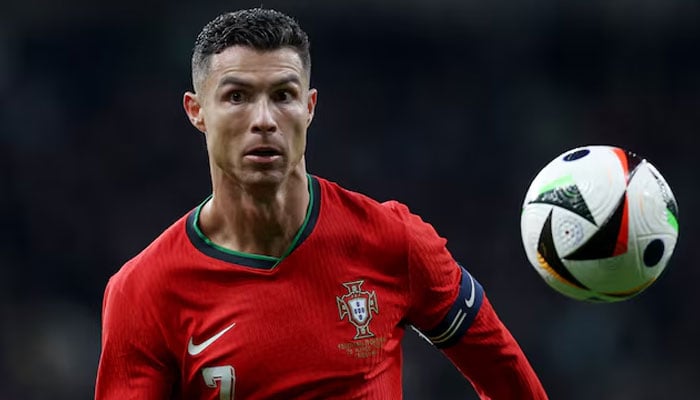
[169,259,409,399]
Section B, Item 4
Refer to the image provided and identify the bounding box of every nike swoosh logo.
[188,323,236,356]
[464,273,476,308]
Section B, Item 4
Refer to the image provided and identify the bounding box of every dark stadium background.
[1,1,698,399]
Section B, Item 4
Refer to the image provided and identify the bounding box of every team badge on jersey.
[336,280,379,339]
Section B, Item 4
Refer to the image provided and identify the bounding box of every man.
[95,8,548,399]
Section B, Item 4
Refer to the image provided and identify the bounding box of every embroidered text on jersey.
[336,281,379,340]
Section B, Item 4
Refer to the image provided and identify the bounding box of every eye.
[228,90,246,103]
[273,89,294,102]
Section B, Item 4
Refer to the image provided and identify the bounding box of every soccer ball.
[520,145,679,302]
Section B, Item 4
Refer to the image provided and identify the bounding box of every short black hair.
[191,8,311,91]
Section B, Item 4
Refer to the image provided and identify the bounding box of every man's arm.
[441,292,547,399]
[417,265,547,399]
[95,277,175,400]
[383,200,547,399]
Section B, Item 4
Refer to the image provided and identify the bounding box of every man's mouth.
[244,146,283,162]
[247,148,280,157]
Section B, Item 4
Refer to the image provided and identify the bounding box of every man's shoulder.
[315,175,410,220]
[313,176,417,255]
[108,211,192,291]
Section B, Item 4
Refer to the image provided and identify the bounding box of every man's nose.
[251,98,277,134]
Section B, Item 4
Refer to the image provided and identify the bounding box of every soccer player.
[95,8,548,400]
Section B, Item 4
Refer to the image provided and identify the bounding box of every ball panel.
[611,147,644,182]
[550,207,598,259]
[646,162,679,221]
[539,277,596,302]
[564,192,628,260]
[521,203,555,272]
[595,277,656,300]
[567,146,627,228]
[627,164,672,235]
[625,162,678,291]
[628,162,679,235]
[528,177,596,225]
[635,233,677,280]
[564,254,646,293]
[536,210,589,290]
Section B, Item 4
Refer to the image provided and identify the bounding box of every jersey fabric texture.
[95,175,547,399]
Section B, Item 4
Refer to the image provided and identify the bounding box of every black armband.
[420,264,484,348]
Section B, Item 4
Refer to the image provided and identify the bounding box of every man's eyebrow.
[217,74,302,89]
[270,75,302,87]
[218,76,253,88]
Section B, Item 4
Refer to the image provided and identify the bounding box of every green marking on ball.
[667,209,679,232]
[538,175,574,195]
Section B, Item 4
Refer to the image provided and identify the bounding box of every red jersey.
[95,175,547,399]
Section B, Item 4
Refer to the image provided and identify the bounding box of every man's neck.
[199,172,310,259]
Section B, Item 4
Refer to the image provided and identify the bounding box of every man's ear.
[306,88,318,127]
[183,91,206,133]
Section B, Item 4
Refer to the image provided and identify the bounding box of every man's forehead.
[208,46,306,80]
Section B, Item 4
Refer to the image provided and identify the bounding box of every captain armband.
[418,264,484,348]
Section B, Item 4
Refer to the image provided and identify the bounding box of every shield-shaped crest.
[349,296,368,324]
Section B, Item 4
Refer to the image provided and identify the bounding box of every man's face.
[186,46,317,188]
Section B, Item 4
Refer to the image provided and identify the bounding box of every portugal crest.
[336,280,379,340]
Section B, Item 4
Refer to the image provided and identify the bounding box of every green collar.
[185,175,321,269]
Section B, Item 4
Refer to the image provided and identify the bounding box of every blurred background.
[1,0,698,399]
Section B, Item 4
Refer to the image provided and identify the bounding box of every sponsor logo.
[188,323,236,356]
[464,272,476,308]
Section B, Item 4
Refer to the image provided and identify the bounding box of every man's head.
[183,9,318,192]
[191,8,311,93]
